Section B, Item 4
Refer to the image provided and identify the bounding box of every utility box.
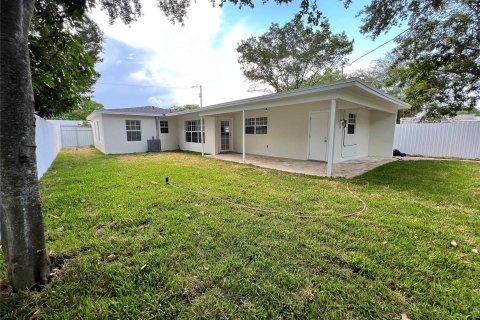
[147,137,161,152]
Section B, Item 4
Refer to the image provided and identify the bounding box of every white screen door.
[220,120,231,152]
[308,112,329,161]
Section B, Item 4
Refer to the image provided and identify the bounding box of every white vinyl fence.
[394,122,480,159]
[35,117,93,179]
[36,116,62,178]
[61,126,94,148]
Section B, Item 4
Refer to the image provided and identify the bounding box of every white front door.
[220,119,231,152]
[308,112,329,161]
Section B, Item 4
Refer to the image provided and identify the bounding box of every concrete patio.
[208,153,397,178]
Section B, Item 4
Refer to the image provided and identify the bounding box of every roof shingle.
[101,106,172,115]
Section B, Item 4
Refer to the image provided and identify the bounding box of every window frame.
[159,120,169,134]
[125,119,142,142]
[244,117,268,135]
[245,118,255,134]
[185,120,205,143]
[347,113,356,135]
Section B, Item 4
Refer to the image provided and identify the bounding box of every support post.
[242,110,245,163]
[201,116,204,156]
[326,99,336,177]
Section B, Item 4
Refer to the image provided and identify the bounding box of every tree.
[237,16,353,92]
[353,0,480,118]
[1,0,50,291]
[0,0,323,291]
[348,55,413,121]
[457,107,480,115]
[52,100,104,120]
[30,0,103,118]
[300,69,343,88]
[348,53,405,100]
[171,104,199,112]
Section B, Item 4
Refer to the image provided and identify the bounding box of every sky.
[90,0,405,109]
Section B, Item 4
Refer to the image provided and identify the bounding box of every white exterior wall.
[158,116,179,151]
[176,114,215,154]
[217,101,374,163]
[334,108,371,162]
[369,111,397,157]
[93,114,179,154]
[101,115,157,154]
[91,114,106,153]
[92,101,397,160]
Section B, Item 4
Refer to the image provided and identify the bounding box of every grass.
[1,148,479,319]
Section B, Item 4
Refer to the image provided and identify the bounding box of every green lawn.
[1,149,479,319]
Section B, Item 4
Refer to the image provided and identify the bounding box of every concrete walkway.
[208,153,397,178]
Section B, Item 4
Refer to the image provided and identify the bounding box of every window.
[245,117,268,134]
[160,121,169,134]
[185,120,205,143]
[255,117,268,134]
[245,118,255,134]
[126,120,141,141]
[347,113,356,134]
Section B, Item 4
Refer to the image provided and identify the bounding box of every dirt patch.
[61,147,98,156]
[182,275,204,300]
[294,287,316,305]
[47,251,76,282]
[327,256,376,280]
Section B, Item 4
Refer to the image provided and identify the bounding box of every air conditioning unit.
[147,137,161,152]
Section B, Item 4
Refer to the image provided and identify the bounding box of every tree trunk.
[0,0,50,290]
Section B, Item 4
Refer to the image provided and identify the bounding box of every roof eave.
[353,80,411,109]
[87,78,410,119]
[88,111,170,118]
[166,79,358,117]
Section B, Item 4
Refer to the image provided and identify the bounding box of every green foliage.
[52,100,104,120]
[29,0,325,118]
[354,0,480,118]
[157,0,323,25]
[348,54,412,117]
[237,16,353,92]
[171,104,199,112]
[30,0,103,118]
[301,70,343,87]
[1,149,479,318]
[457,107,480,115]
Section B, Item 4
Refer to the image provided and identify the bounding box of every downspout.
[154,116,160,139]
[155,116,162,151]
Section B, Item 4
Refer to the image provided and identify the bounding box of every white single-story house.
[87,78,410,176]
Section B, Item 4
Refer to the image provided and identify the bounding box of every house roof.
[97,106,171,115]
[87,78,410,120]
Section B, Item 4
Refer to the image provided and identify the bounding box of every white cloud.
[344,59,375,74]
[90,0,259,107]
[129,69,149,82]
[147,96,163,106]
